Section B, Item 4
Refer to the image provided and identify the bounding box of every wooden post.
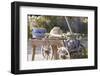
[52,45,58,60]
[32,45,36,60]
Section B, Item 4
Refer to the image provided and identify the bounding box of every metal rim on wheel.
[41,45,53,60]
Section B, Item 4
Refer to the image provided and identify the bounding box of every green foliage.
[35,16,46,28]
[28,15,88,39]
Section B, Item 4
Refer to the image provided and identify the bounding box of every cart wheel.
[69,44,87,59]
[41,45,53,60]
[57,47,70,59]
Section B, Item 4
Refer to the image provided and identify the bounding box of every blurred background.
[28,15,88,39]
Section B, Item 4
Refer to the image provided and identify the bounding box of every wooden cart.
[32,38,64,60]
